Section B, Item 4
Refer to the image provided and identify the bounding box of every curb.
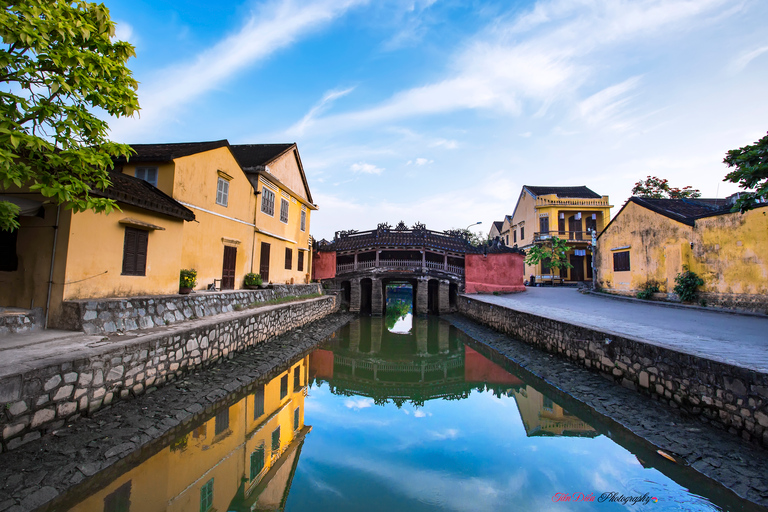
[586,290,768,319]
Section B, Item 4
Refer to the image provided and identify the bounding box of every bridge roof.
[318,227,476,253]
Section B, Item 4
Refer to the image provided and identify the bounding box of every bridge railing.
[335,259,465,276]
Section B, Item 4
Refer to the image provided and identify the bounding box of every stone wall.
[0,308,43,335]
[58,284,322,334]
[458,296,768,448]
[0,295,336,452]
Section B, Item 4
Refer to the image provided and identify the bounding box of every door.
[260,242,271,283]
[222,246,237,290]
[570,255,584,281]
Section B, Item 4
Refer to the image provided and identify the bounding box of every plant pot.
[179,287,193,295]
[244,285,260,290]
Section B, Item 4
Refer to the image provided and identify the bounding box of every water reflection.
[68,357,310,512]
[386,284,413,334]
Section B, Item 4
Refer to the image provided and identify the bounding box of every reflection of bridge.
[312,222,525,315]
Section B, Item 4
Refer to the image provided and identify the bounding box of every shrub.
[179,269,197,288]
[673,266,704,302]
[636,280,660,300]
[244,273,263,286]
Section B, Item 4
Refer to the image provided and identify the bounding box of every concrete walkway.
[472,287,768,373]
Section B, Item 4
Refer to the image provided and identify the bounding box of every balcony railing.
[336,259,464,276]
[533,230,598,243]
[534,196,611,208]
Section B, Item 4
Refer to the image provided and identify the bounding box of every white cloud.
[110,0,366,140]
[113,21,136,45]
[577,76,642,127]
[429,428,459,440]
[344,397,374,409]
[350,162,384,175]
[287,87,356,136]
[730,45,768,73]
[414,409,427,417]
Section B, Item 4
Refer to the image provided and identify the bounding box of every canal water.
[62,314,752,512]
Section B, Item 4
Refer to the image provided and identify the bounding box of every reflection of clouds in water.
[325,453,528,512]
[344,397,374,410]
[389,312,412,334]
[413,410,428,418]
[300,460,345,497]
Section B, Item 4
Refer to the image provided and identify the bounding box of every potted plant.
[244,273,263,289]
[179,269,197,294]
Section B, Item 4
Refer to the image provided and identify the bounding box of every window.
[250,445,265,480]
[294,407,300,431]
[293,365,301,390]
[280,374,288,399]
[297,251,304,272]
[543,396,554,412]
[541,257,552,275]
[122,227,148,276]
[0,228,18,271]
[280,198,289,223]
[200,478,214,512]
[300,210,306,231]
[253,385,264,419]
[520,226,524,240]
[271,426,281,452]
[135,166,158,187]
[613,251,630,272]
[216,177,229,207]
[585,215,597,234]
[513,230,516,243]
[104,481,131,512]
[539,216,549,235]
[285,248,292,270]
[215,408,229,435]
[261,187,275,216]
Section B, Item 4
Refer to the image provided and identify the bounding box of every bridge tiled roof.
[319,228,477,253]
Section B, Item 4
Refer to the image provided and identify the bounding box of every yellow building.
[512,385,597,437]
[68,356,310,512]
[596,197,768,313]
[230,144,317,285]
[510,186,612,283]
[0,172,194,328]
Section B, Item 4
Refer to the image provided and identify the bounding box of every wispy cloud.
[577,76,642,127]
[406,157,433,166]
[730,45,768,73]
[350,161,384,175]
[287,87,356,136]
[111,0,366,141]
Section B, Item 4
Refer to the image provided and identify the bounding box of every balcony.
[336,259,464,276]
[535,196,612,208]
[533,230,597,243]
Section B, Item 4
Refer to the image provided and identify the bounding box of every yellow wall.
[68,356,308,512]
[267,149,309,201]
[121,162,176,197]
[596,202,768,297]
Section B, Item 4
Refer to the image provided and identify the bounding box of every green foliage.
[179,269,197,288]
[631,176,701,199]
[447,227,487,248]
[723,132,768,213]
[244,273,263,286]
[524,236,572,271]
[170,434,189,452]
[673,266,704,302]
[385,298,411,330]
[636,280,660,300]
[0,0,139,231]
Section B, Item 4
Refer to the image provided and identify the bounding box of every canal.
[55,310,764,511]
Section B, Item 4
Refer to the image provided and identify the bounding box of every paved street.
[472,288,768,373]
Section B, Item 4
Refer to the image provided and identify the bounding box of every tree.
[0,0,139,231]
[631,176,701,199]
[524,236,572,273]
[723,132,768,213]
[447,227,488,248]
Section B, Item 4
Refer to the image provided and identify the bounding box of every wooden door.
[222,246,237,290]
[260,242,271,283]
[570,255,584,281]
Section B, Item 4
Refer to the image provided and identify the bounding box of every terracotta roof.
[117,140,230,163]
[318,228,476,253]
[524,186,602,198]
[92,172,195,221]
[229,144,295,170]
[629,197,730,226]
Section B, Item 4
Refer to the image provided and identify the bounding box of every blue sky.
[104,0,768,240]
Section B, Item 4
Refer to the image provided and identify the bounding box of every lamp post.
[465,221,482,230]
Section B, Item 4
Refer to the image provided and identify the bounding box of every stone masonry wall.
[0,295,336,452]
[59,284,322,334]
[0,308,43,335]
[458,296,768,448]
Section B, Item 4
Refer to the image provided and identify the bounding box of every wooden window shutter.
[122,227,148,276]
[285,248,292,270]
[298,251,304,271]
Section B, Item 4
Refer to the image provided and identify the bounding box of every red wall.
[312,251,336,280]
[310,349,334,380]
[464,253,526,294]
[464,346,523,386]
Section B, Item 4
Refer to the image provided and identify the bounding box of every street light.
[465,221,482,230]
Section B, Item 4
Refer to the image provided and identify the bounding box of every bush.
[244,273,263,286]
[179,269,197,288]
[636,280,660,300]
[673,266,704,302]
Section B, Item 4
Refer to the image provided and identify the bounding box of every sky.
[104,0,768,240]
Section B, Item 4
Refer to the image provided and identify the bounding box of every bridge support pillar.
[415,317,428,353]
[371,320,382,353]
[349,318,360,352]
[415,278,428,315]
[438,281,450,314]
[350,278,361,312]
[371,278,384,316]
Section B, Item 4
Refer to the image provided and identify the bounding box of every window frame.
[280,198,289,223]
[250,445,265,480]
[135,166,158,187]
[284,247,292,270]
[271,426,281,452]
[253,385,265,419]
[200,478,214,512]
[121,227,148,276]
[300,209,306,231]
[261,187,275,216]
[216,177,229,207]
[280,374,288,399]
[613,251,631,272]
[297,250,304,272]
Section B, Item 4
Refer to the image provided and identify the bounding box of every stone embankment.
[458,296,768,449]
[0,294,336,453]
[0,312,353,512]
[59,284,322,334]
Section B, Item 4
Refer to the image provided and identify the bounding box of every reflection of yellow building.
[509,186,613,283]
[68,356,310,512]
[512,385,597,438]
